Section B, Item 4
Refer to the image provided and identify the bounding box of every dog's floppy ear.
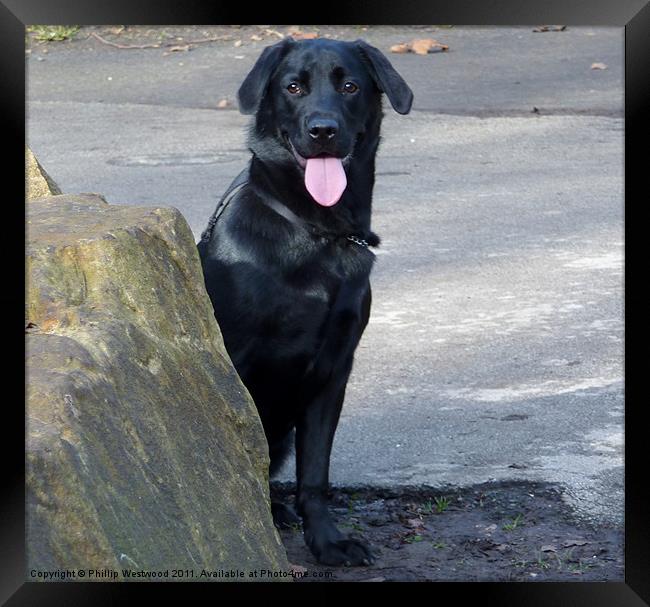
[238,39,294,115]
[355,40,413,115]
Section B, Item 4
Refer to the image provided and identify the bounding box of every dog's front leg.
[295,375,376,567]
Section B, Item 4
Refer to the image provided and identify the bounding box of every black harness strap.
[199,163,250,244]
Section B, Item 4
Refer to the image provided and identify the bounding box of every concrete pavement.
[26,26,624,525]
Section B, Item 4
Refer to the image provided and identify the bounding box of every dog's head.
[238,38,413,206]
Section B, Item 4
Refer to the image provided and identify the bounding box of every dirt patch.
[271,480,623,582]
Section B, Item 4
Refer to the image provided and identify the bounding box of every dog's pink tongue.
[304,157,347,207]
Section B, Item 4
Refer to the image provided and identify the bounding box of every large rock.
[26,147,61,200]
[26,195,290,580]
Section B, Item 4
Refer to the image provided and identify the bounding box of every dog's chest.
[283,244,370,321]
[255,244,372,361]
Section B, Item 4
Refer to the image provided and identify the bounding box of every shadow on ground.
[271,481,623,582]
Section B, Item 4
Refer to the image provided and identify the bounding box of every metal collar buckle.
[346,235,369,248]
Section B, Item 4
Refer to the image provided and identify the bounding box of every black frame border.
[6,0,646,603]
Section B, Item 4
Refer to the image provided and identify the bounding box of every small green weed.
[347,492,361,513]
[404,534,424,544]
[27,25,80,42]
[434,496,450,514]
[502,514,524,532]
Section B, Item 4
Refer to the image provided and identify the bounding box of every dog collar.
[261,196,372,248]
[201,164,372,249]
[346,235,370,248]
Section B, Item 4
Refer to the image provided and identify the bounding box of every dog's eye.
[342,82,359,94]
[287,82,302,95]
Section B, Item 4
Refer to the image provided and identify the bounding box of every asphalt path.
[26,26,624,525]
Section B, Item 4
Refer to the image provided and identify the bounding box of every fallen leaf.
[412,38,449,55]
[234,39,243,47]
[291,31,319,40]
[390,39,449,55]
[250,34,263,41]
[591,62,608,70]
[216,99,230,109]
[390,43,410,54]
[406,517,425,529]
[484,524,497,533]
[541,545,557,552]
[167,44,190,52]
[533,25,567,32]
[286,26,308,38]
[265,28,285,39]
[563,539,589,547]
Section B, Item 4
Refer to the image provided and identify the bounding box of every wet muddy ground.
[271,481,623,582]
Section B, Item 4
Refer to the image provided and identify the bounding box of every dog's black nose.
[308,118,338,141]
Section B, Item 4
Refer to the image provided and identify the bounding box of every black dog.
[198,38,412,566]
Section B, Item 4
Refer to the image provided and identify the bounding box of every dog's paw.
[271,502,301,529]
[313,537,376,567]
